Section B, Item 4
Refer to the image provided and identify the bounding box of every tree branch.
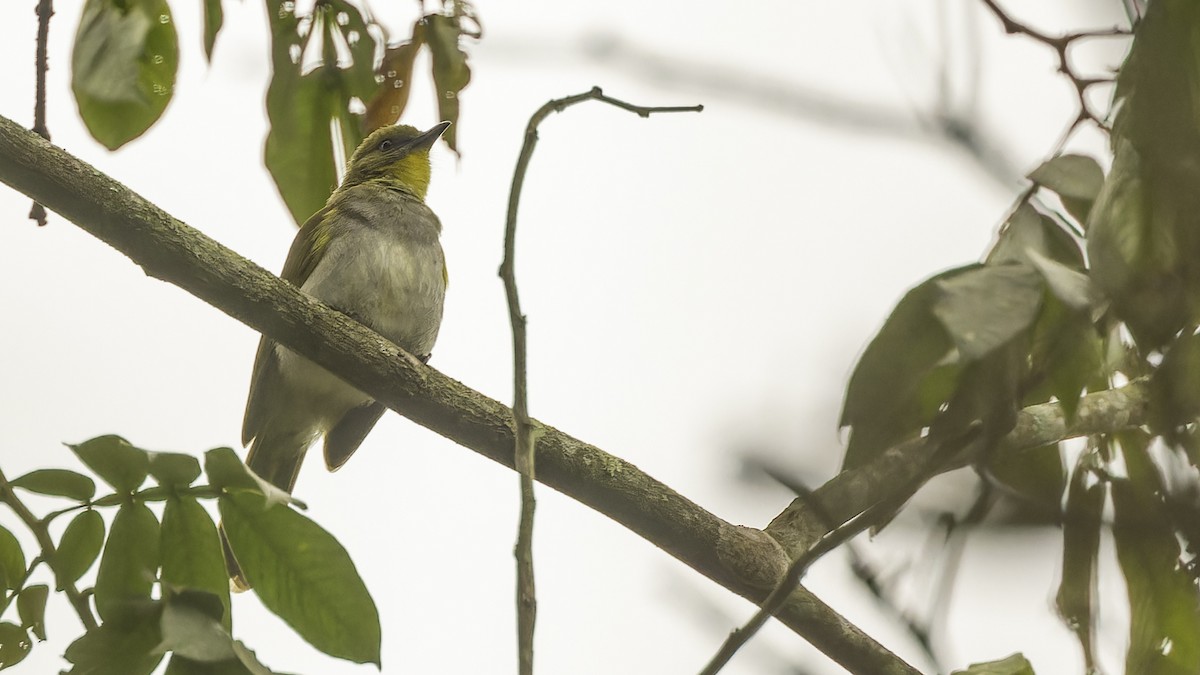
[0,468,97,631]
[0,113,917,675]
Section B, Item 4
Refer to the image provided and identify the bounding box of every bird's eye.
[379,139,393,152]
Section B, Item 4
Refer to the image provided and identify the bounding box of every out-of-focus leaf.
[68,435,150,494]
[929,334,1027,455]
[164,640,281,675]
[265,0,380,225]
[1055,446,1105,672]
[94,503,160,622]
[933,264,1044,361]
[71,0,178,149]
[364,23,425,133]
[1026,250,1091,312]
[203,0,223,61]
[1029,154,1105,226]
[987,443,1064,513]
[0,528,25,593]
[950,653,1035,675]
[161,496,230,629]
[157,593,235,662]
[11,469,95,502]
[987,203,1084,270]
[148,452,202,488]
[840,269,964,469]
[16,585,48,641]
[0,622,30,670]
[1023,292,1101,422]
[1149,333,1200,440]
[1113,430,1200,674]
[54,510,105,590]
[63,606,163,675]
[203,447,298,508]
[425,14,471,153]
[219,491,380,665]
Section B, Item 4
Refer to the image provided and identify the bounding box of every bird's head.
[342,121,450,199]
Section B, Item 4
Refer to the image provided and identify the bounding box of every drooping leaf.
[161,496,230,629]
[148,452,202,488]
[1055,447,1105,673]
[1025,250,1091,312]
[219,491,380,665]
[264,0,380,225]
[840,269,965,469]
[71,0,178,149]
[1024,292,1101,423]
[11,469,96,501]
[53,509,105,590]
[986,443,1065,515]
[157,593,236,663]
[1113,431,1200,674]
[425,14,471,152]
[68,435,150,493]
[0,528,25,592]
[950,653,1035,675]
[0,622,31,670]
[1029,154,1105,226]
[63,606,163,675]
[203,447,297,508]
[202,0,223,61]
[16,585,48,641]
[987,203,1084,270]
[1149,332,1200,441]
[164,640,280,675]
[932,264,1044,362]
[364,22,425,133]
[94,503,160,622]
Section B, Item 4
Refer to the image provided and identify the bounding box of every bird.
[224,121,450,588]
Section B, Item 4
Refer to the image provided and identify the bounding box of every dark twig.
[500,86,701,675]
[0,468,97,631]
[977,0,1131,135]
[29,0,53,226]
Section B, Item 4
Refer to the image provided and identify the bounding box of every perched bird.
[225,121,450,586]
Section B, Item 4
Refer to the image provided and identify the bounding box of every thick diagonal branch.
[0,114,919,674]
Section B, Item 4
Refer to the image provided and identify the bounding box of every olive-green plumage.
[225,122,450,588]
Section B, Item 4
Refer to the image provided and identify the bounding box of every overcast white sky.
[0,1,1132,673]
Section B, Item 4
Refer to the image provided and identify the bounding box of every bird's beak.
[411,121,451,151]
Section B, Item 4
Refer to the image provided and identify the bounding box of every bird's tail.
[221,429,310,591]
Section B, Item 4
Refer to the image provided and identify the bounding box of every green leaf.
[203,447,298,508]
[202,0,223,61]
[950,653,1035,675]
[1055,447,1105,673]
[63,606,163,675]
[157,593,236,662]
[11,469,96,501]
[1148,333,1200,440]
[0,622,31,670]
[161,496,230,629]
[986,443,1064,514]
[1025,250,1091,312]
[0,528,25,593]
[364,21,425,133]
[1029,154,1105,226]
[219,491,380,665]
[264,0,380,225]
[16,585,48,641]
[1113,431,1200,674]
[987,203,1084,270]
[68,435,150,493]
[71,0,178,149]
[425,14,471,153]
[54,510,105,590]
[148,452,202,488]
[932,264,1044,362]
[164,641,280,675]
[94,503,160,622]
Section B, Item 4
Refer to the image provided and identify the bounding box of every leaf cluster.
[0,435,379,674]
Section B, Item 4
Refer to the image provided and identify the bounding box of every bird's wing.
[241,204,335,446]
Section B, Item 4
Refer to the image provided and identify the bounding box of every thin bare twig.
[500,86,702,675]
[977,0,1131,135]
[29,0,53,226]
[0,468,97,631]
